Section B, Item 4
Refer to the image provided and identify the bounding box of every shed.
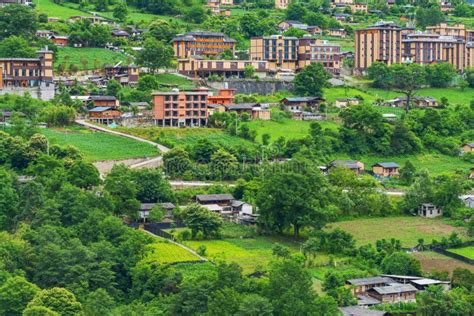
[372,162,399,178]
[418,203,442,218]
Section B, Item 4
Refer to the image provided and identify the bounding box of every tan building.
[372,162,399,178]
[402,33,466,70]
[355,21,407,70]
[177,56,269,78]
[335,98,359,108]
[328,28,347,38]
[152,88,209,127]
[298,38,342,75]
[250,35,299,70]
[426,23,467,39]
[350,3,368,13]
[275,0,289,9]
[461,143,474,153]
[332,0,354,8]
[367,284,417,304]
[172,31,236,58]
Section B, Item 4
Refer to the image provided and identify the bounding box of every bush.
[196,245,207,256]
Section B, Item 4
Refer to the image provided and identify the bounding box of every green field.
[116,126,254,148]
[33,0,90,19]
[41,126,160,161]
[328,217,467,248]
[412,251,474,275]
[448,246,474,259]
[55,47,130,71]
[244,118,339,143]
[142,238,201,265]
[154,73,196,90]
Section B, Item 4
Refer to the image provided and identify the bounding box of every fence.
[431,240,474,266]
[143,221,186,240]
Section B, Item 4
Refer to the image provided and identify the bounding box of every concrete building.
[275,0,289,9]
[152,88,209,127]
[177,56,269,78]
[172,31,236,58]
[418,203,442,218]
[0,0,31,6]
[350,3,368,13]
[250,35,299,70]
[0,47,54,100]
[298,38,342,75]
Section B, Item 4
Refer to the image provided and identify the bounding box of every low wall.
[0,84,55,101]
[207,79,294,95]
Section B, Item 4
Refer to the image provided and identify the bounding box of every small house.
[88,106,121,124]
[333,13,353,22]
[328,160,365,174]
[328,28,347,38]
[350,2,368,13]
[207,104,226,116]
[346,276,394,295]
[281,96,325,112]
[251,107,271,120]
[387,96,438,108]
[36,30,54,38]
[461,143,474,153]
[339,306,387,316]
[418,203,442,218]
[104,65,140,85]
[462,195,474,208]
[90,95,120,107]
[382,113,397,122]
[51,35,69,46]
[139,202,176,221]
[367,284,417,303]
[111,30,130,38]
[372,162,399,178]
[278,20,309,32]
[225,103,255,116]
[335,98,359,108]
[195,194,235,208]
[207,88,236,105]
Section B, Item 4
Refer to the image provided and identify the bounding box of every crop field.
[448,246,474,259]
[245,118,339,143]
[41,127,159,161]
[116,126,254,148]
[143,239,201,265]
[55,47,130,71]
[412,251,474,275]
[173,262,217,280]
[155,73,196,90]
[328,217,466,248]
[33,0,89,19]
[184,236,301,273]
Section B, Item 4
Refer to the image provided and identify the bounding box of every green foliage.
[294,63,331,97]
[26,287,83,316]
[382,251,422,276]
[417,286,474,316]
[182,204,223,239]
[0,4,37,40]
[136,38,174,73]
[0,36,36,58]
[0,276,39,315]
[113,1,128,22]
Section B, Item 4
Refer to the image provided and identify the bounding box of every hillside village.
[0,0,474,315]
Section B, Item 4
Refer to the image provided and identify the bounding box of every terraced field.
[143,238,201,265]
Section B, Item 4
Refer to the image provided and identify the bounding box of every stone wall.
[207,79,294,95]
[0,84,56,101]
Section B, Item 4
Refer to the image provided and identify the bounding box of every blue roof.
[374,162,399,168]
[89,106,112,112]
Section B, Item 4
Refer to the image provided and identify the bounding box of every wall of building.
[0,84,55,100]
[207,79,294,95]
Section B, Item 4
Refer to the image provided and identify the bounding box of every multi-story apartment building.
[250,35,299,70]
[172,32,236,58]
[354,21,413,69]
[298,38,342,75]
[402,32,466,70]
[0,47,54,100]
[275,0,289,9]
[152,88,209,127]
[356,21,474,71]
[177,56,269,78]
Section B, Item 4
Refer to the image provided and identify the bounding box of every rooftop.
[196,194,235,202]
[371,284,417,295]
[88,106,114,112]
[347,276,393,286]
[373,162,399,168]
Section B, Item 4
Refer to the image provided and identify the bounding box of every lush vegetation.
[449,246,474,260]
[142,238,202,264]
[54,47,130,72]
[41,126,160,161]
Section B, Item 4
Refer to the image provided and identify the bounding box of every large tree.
[0,276,39,315]
[0,4,37,40]
[136,38,174,73]
[389,63,426,113]
[294,62,331,97]
[26,288,83,316]
[257,161,333,239]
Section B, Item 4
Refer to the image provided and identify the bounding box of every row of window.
[164,111,206,117]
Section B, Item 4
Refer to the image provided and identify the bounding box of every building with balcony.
[172,31,236,58]
[152,88,209,127]
[250,35,299,70]
[298,38,342,75]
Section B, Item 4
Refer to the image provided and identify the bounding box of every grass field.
[143,238,201,265]
[33,0,90,19]
[327,217,466,248]
[116,126,254,148]
[41,126,159,161]
[412,251,474,275]
[55,47,130,71]
[244,118,339,143]
[448,246,474,259]
[154,73,196,90]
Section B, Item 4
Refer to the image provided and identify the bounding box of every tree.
[136,38,174,73]
[95,0,109,11]
[381,252,422,276]
[0,5,38,40]
[210,148,238,180]
[113,1,128,22]
[184,5,207,24]
[425,63,457,88]
[367,61,391,89]
[67,160,100,189]
[83,289,116,316]
[133,168,174,203]
[23,306,59,316]
[104,164,140,220]
[417,286,474,316]
[257,165,332,239]
[207,287,241,315]
[0,276,39,315]
[390,63,426,113]
[286,2,306,19]
[0,168,19,230]
[465,68,474,88]
[182,204,223,238]
[416,7,444,28]
[0,36,36,58]
[26,288,83,316]
[294,63,331,97]
[148,20,177,42]
[244,65,256,78]
[236,294,273,316]
[266,259,318,315]
[106,79,122,97]
[163,146,193,178]
[147,204,165,222]
[399,160,416,185]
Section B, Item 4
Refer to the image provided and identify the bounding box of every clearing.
[412,251,474,275]
[142,238,202,265]
[33,0,90,19]
[54,47,130,71]
[41,126,159,161]
[448,246,474,260]
[327,217,466,248]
